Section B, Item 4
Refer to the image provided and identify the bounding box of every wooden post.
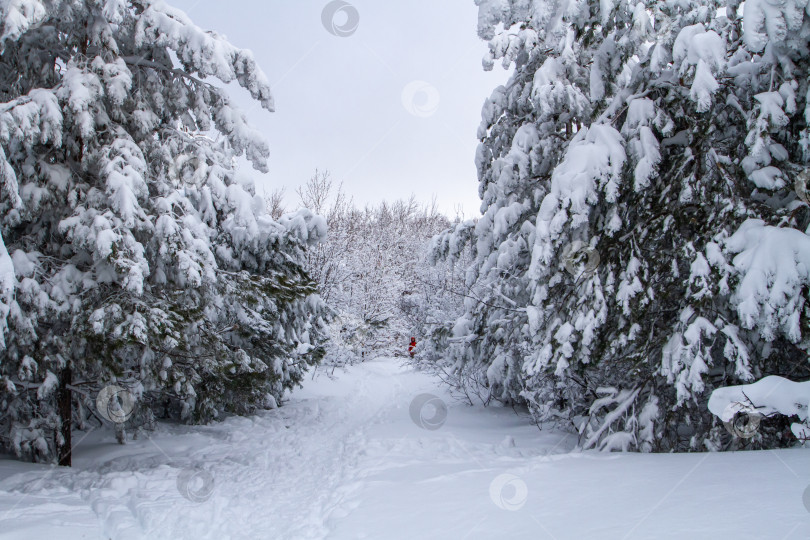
[56,365,72,467]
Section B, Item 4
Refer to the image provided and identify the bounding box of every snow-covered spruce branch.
[411,274,525,314]
[121,55,208,87]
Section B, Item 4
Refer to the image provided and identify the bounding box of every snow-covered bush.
[426,0,810,451]
[0,1,327,464]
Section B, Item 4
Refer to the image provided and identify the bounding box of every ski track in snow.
[1,358,809,540]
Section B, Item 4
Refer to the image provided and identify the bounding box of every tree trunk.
[56,365,72,467]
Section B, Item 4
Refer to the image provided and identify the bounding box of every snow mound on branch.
[0,88,63,153]
[742,0,809,52]
[550,123,625,209]
[532,124,625,272]
[278,209,327,246]
[0,0,47,50]
[673,25,726,72]
[724,220,810,342]
[57,63,103,139]
[673,24,726,112]
[743,92,790,190]
[622,98,662,191]
[689,60,720,113]
[709,376,810,440]
[709,376,810,421]
[531,58,590,122]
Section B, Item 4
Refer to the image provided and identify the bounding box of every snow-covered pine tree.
[0,1,327,465]
[427,0,809,451]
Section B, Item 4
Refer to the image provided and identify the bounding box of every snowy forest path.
[0,358,419,540]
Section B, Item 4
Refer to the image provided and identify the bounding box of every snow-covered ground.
[0,358,808,539]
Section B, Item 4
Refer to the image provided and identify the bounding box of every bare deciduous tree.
[265,186,287,220]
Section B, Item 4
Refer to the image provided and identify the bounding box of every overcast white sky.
[169,0,511,217]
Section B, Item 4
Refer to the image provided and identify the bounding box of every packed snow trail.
[1,358,809,539]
